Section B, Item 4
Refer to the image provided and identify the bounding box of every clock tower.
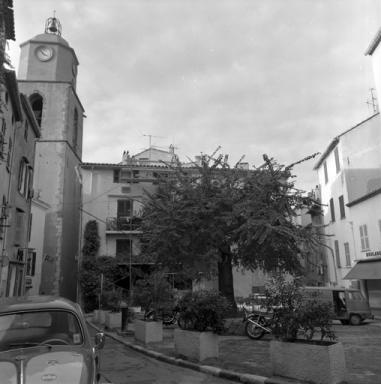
[18,16,84,301]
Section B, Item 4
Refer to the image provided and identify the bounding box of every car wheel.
[349,314,361,326]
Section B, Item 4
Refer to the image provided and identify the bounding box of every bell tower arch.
[18,16,84,301]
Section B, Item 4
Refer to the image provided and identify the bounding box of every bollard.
[120,300,128,331]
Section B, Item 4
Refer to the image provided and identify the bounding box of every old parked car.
[0,295,106,383]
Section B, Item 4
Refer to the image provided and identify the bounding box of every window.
[338,195,345,219]
[0,196,7,239]
[26,250,36,276]
[113,169,133,183]
[0,118,6,159]
[117,199,132,217]
[24,121,29,141]
[14,209,25,246]
[334,240,341,268]
[73,108,78,150]
[334,147,340,173]
[0,311,84,351]
[18,158,32,197]
[113,169,120,183]
[344,242,351,266]
[323,161,328,184]
[116,239,131,260]
[329,198,335,222]
[29,93,43,127]
[359,224,370,251]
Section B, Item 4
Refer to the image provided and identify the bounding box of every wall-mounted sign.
[366,250,381,257]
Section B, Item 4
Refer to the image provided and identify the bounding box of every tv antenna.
[366,88,378,114]
[143,134,165,149]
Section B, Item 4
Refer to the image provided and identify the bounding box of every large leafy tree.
[141,153,322,308]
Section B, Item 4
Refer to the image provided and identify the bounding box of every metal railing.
[105,216,142,231]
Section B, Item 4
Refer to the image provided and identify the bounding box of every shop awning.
[344,257,381,280]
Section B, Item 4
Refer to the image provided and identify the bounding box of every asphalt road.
[90,327,235,384]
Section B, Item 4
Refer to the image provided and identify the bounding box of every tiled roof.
[81,162,172,169]
[346,187,381,207]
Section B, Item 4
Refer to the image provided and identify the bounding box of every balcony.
[105,216,142,234]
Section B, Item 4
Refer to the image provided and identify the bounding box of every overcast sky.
[8,0,381,191]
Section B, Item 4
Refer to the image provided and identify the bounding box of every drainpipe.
[326,245,338,286]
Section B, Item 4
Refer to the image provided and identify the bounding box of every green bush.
[177,290,231,334]
[133,271,174,318]
[79,255,125,312]
[264,276,336,342]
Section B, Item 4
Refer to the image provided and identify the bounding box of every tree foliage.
[79,256,125,312]
[80,220,125,312]
[82,220,100,258]
[141,152,322,306]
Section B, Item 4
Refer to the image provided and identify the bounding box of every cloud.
[9,0,381,192]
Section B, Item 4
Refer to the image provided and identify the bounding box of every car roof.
[0,295,80,314]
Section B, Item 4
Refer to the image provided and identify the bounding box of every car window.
[347,291,364,300]
[0,310,84,351]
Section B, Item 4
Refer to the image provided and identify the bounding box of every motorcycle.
[242,307,272,340]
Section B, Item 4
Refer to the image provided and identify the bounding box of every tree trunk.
[218,250,237,313]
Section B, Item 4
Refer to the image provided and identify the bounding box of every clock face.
[36,46,54,61]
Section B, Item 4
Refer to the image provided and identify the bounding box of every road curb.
[87,321,303,384]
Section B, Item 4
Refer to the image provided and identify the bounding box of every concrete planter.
[105,312,121,330]
[270,340,346,384]
[174,328,219,361]
[134,319,163,344]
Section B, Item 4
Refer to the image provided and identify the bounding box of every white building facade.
[314,113,381,315]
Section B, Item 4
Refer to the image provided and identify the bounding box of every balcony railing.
[106,216,142,232]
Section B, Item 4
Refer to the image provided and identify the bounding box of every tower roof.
[20,32,69,47]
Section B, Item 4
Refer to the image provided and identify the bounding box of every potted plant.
[104,289,123,330]
[132,271,173,344]
[265,276,346,384]
[174,290,230,361]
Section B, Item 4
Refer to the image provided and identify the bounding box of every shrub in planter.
[133,271,174,321]
[264,276,336,342]
[177,290,230,334]
[265,276,345,384]
[175,290,230,361]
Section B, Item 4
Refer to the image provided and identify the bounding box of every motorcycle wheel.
[144,310,156,321]
[162,313,176,326]
[245,318,266,340]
